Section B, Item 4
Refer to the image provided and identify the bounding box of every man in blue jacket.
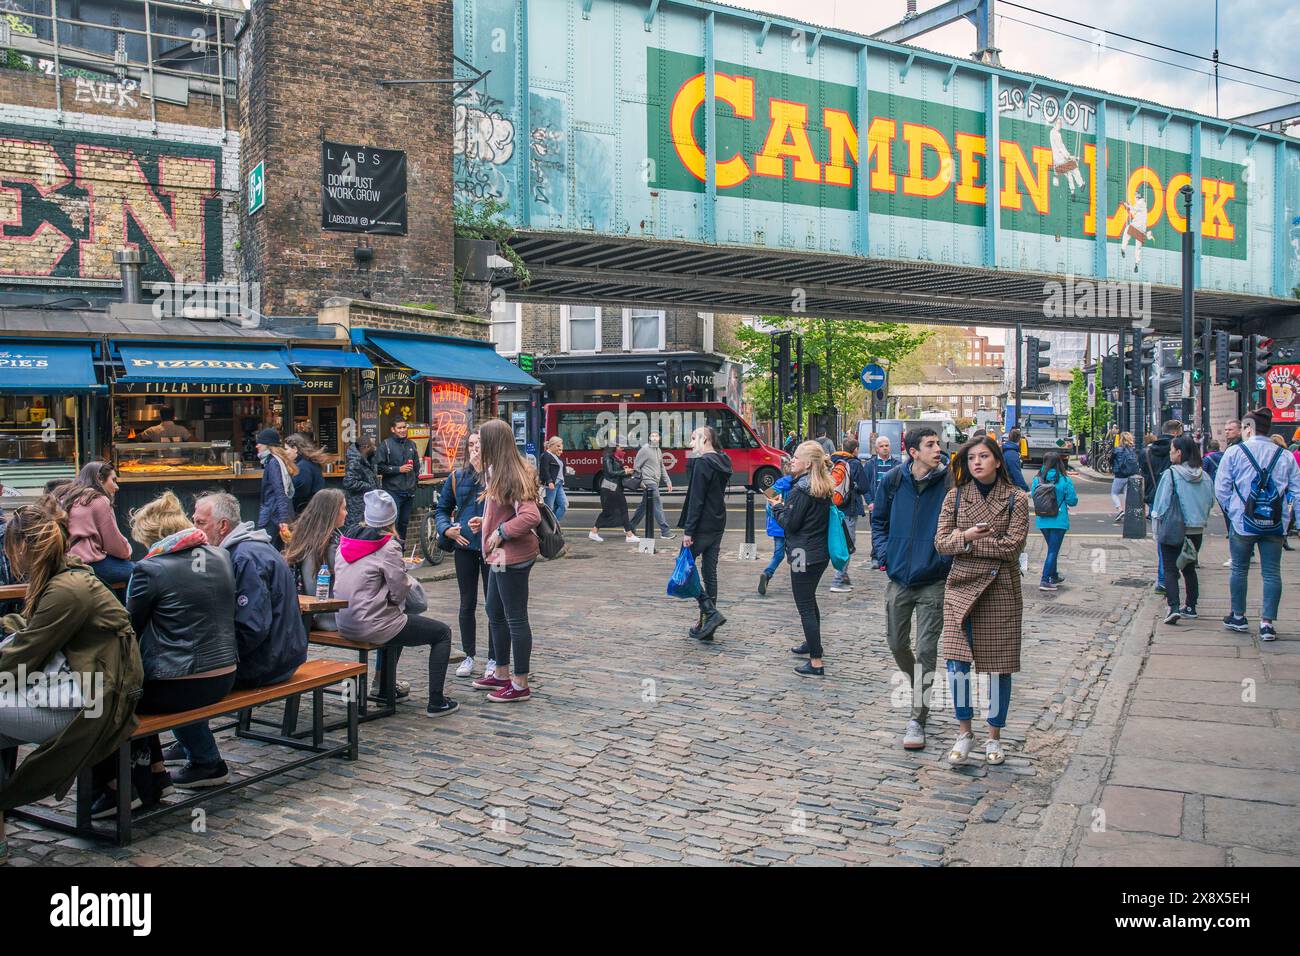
[829,438,871,592]
[871,426,951,752]
[862,435,902,504]
[1001,429,1031,492]
[183,492,307,788]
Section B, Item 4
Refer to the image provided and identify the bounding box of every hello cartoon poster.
[1266,364,1300,424]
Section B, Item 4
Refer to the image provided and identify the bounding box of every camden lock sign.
[322,142,408,235]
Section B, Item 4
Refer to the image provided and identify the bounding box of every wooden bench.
[303,630,399,725]
[3,659,366,846]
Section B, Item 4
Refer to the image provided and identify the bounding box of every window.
[705,408,759,449]
[562,305,601,353]
[490,301,520,355]
[623,308,664,351]
[554,409,604,450]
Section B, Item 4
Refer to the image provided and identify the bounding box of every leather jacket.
[125,543,239,680]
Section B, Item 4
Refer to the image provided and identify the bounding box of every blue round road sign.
[860,363,886,390]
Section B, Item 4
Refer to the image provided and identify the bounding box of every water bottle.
[315,564,331,600]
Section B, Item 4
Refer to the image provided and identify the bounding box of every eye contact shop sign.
[321,142,407,235]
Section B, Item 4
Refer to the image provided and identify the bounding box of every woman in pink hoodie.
[57,460,134,592]
[335,489,457,718]
[470,419,542,703]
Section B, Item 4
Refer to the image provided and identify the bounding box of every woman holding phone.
[934,437,1029,767]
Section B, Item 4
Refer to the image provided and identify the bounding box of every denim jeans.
[392,492,415,543]
[1039,527,1066,584]
[543,483,568,522]
[630,486,671,535]
[1156,542,1165,588]
[91,555,135,604]
[763,537,786,577]
[487,562,534,675]
[1110,477,1127,512]
[1229,530,1283,621]
[831,516,857,586]
[947,616,1012,728]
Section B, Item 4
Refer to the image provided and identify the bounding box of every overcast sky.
[731,0,1300,346]
[732,0,1300,124]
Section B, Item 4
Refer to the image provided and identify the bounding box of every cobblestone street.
[8,513,1233,868]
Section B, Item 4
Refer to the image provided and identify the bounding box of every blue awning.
[0,340,101,393]
[363,333,541,388]
[116,345,301,385]
[288,347,374,370]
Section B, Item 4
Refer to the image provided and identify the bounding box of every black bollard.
[643,488,655,540]
[745,489,755,544]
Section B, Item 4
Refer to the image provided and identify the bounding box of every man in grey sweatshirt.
[630,432,675,538]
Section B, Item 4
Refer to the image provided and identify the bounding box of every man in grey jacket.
[630,432,675,539]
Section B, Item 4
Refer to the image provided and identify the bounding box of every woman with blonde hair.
[107,490,238,799]
[285,434,329,516]
[1110,431,1138,521]
[539,435,570,522]
[254,427,296,550]
[773,441,834,676]
[0,498,143,853]
[470,418,542,703]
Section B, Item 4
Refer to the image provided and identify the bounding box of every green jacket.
[0,559,143,811]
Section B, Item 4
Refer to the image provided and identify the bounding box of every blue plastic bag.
[828,503,850,571]
[667,546,703,599]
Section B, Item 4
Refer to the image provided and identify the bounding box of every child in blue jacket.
[1030,450,1078,591]
[758,471,793,596]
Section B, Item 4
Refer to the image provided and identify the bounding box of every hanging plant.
[452,197,531,287]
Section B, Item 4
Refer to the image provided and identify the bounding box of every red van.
[545,401,787,492]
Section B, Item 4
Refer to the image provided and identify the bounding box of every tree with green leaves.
[1068,367,1114,446]
[730,317,932,436]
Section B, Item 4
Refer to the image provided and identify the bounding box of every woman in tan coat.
[934,436,1029,767]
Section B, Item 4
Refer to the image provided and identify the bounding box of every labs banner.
[321,141,407,235]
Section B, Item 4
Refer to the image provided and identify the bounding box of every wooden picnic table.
[0,583,342,611]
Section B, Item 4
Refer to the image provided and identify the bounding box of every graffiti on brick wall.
[453,89,515,201]
[72,76,141,110]
[0,123,223,282]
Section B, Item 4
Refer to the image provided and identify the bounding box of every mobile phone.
[975,522,990,530]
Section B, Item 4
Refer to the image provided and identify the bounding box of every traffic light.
[1025,336,1051,389]
[1127,338,1154,386]
[1215,331,1231,384]
[1225,334,1245,391]
[1192,338,1207,384]
[1101,354,1120,392]
[1249,337,1274,404]
[1254,337,1274,372]
[802,362,821,395]
[777,334,793,400]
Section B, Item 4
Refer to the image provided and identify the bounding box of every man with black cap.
[254,427,295,549]
[376,418,421,541]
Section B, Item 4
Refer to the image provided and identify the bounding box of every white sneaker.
[985,739,1005,765]
[625,534,640,543]
[1222,559,1232,567]
[948,732,976,765]
[829,585,853,593]
[455,657,475,678]
[902,720,926,750]
[588,532,604,543]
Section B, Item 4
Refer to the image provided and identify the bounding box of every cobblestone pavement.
[4,515,1286,867]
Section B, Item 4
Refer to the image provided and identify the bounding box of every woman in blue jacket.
[1151,436,1216,624]
[1030,450,1078,592]
[434,431,492,679]
[255,428,296,550]
[757,470,793,596]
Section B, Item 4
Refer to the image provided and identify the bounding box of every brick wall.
[238,0,455,315]
[515,303,710,354]
[0,98,239,286]
[319,298,488,342]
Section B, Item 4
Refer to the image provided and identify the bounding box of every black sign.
[298,373,342,396]
[321,141,407,235]
[378,368,415,398]
[114,381,275,396]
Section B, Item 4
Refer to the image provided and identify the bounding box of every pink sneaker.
[487,683,532,703]
[472,674,511,691]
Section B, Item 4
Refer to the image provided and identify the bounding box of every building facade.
[963,328,1005,368]
[888,362,1005,422]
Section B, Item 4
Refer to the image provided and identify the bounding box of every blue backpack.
[1236,444,1286,536]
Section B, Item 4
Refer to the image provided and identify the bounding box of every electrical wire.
[997,13,1300,101]
[998,0,1300,88]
